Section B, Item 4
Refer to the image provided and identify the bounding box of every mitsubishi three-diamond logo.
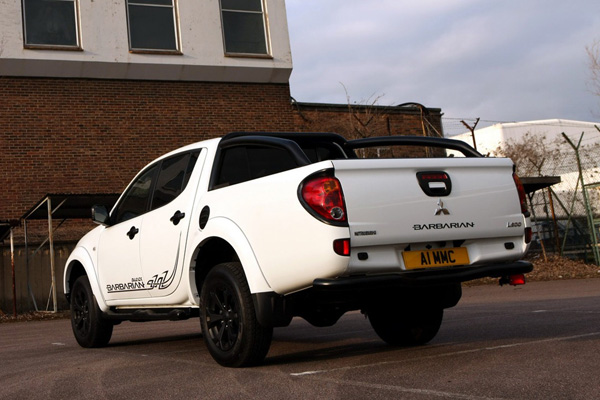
[434,199,450,216]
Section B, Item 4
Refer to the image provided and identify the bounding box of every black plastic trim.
[416,170,452,197]
[222,131,349,147]
[346,135,483,158]
[102,307,198,322]
[312,260,533,291]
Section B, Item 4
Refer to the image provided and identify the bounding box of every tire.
[70,275,113,348]
[199,262,273,367]
[368,306,443,346]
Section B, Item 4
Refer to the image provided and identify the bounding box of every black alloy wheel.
[200,262,273,367]
[70,275,113,348]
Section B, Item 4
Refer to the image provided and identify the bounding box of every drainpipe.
[11,227,16,318]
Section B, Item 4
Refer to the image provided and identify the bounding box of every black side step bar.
[103,307,199,322]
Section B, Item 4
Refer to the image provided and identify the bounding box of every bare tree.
[492,132,562,176]
[586,40,600,100]
[293,85,442,158]
[340,84,392,141]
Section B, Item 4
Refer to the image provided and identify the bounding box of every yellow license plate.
[402,247,470,270]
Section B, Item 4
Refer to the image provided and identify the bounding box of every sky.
[285,0,600,134]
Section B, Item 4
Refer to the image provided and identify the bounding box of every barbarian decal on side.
[106,278,145,293]
[108,237,181,293]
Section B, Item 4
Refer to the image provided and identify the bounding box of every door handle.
[170,210,186,225]
[127,226,139,240]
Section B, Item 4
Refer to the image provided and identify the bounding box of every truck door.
[98,164,159,301]
[139,149,204,298]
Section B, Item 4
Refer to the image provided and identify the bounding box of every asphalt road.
[1,279,599,400]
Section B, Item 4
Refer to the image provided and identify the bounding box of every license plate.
[402,247,469,270]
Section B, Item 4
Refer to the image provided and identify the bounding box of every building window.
[220,0,270,56]
[22,0,80,49]
[126,0,180,53]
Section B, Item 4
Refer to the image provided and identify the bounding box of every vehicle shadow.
[263,340,397,367]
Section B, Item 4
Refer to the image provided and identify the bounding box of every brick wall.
[292,102,443,139]
[292,102,444,157]
[0,77,296,225]
[0,77,441,244]
[0,77,443,312]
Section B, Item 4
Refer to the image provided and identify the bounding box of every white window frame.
[220,0,271,58]
[126,0,181,54]
[22,0,81,50]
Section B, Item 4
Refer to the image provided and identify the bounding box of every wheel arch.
[63,247,108,312]
[189,217,272,297]
[192,237,238,296]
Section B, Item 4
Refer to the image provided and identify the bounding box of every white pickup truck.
[64,132,532,367]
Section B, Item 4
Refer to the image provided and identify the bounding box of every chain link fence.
[443,118,600,264]
[527,133,600,264]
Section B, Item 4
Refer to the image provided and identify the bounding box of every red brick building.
[0,0,442,312]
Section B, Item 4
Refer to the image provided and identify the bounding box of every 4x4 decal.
[147,267,176,290]
[147,237,180,290]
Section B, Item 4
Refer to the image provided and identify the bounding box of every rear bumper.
[312,260,533,291]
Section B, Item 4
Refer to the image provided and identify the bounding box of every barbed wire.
[443,117,600,137]
[441,117,514,136]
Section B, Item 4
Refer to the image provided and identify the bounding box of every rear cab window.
[213,146,298,189]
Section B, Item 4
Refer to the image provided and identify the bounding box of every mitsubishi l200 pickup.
[64,132,532,367]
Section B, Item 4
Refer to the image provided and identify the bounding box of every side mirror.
[92,205,110,225]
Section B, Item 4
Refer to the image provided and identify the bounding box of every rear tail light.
[524,227,532,244]
[512,173,530,217]
[512,172,532,244]
[299,173,348,226]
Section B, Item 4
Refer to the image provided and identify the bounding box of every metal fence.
[522,132,600,264]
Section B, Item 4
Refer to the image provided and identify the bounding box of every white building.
[455,120,600,257]
[452,119,600,193]
[453,119,600,158]
[0,0,292,83]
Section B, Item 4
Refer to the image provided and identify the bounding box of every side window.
[150,151,199,210]
[216,147,250,187]
[22,0,80,48]
[220,0,269,56]
[126,0,180,52]
[214,146,297,188]
[113,164,159,224]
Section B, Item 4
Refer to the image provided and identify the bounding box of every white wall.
[454,120,600,218]
[453,119,600,156]
[0,0,292,83]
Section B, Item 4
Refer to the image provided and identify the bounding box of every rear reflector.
[524,227,532,244]
[509,274,526,286]
[499,274,526,286]
[333,239,350,256]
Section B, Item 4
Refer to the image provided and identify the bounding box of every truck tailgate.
[332,157,526,253]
